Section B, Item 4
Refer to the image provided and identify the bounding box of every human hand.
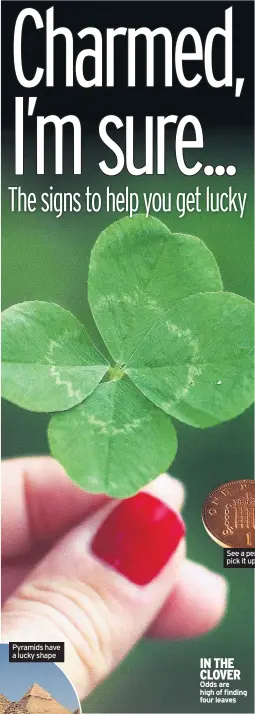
[2,457,227,700]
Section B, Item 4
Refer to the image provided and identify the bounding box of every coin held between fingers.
[202,480,255,548]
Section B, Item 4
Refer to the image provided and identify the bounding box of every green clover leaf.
[88,214,222,363]
[2,215,254,497]
[126,291,254,428]
[48,380,177,498]
[1,301,109,412]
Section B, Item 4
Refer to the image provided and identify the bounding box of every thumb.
[2,475,185,700]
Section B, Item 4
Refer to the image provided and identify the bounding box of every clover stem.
[108,364,125,381]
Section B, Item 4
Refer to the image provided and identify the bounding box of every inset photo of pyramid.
[0,646,80,714]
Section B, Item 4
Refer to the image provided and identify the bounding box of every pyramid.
[3,685,71,714]
[0,695,10,714]
[22,687,51,701]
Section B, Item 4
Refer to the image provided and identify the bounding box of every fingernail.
[91,492,185,585]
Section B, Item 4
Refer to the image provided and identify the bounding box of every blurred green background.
[2,130,254,713]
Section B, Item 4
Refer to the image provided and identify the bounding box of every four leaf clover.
[2,215,254,497]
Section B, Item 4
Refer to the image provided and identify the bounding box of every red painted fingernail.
[91,492,185,586]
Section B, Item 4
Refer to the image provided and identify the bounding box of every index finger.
[2,456,108,560]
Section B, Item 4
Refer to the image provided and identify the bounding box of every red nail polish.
[91,492,185,585]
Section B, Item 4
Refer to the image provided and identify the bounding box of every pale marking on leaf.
[94,290,164,314]
[94,290,142,310]
[166,322,195,343]
[86,413,151,436]
[161,364,203,412]
[45,340,83,401]
[160,323,202,410]
[176,364,202,400]
[49,365,83,400]
[146,297,163,313]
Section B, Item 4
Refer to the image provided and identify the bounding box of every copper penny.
[202,480,255,548]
